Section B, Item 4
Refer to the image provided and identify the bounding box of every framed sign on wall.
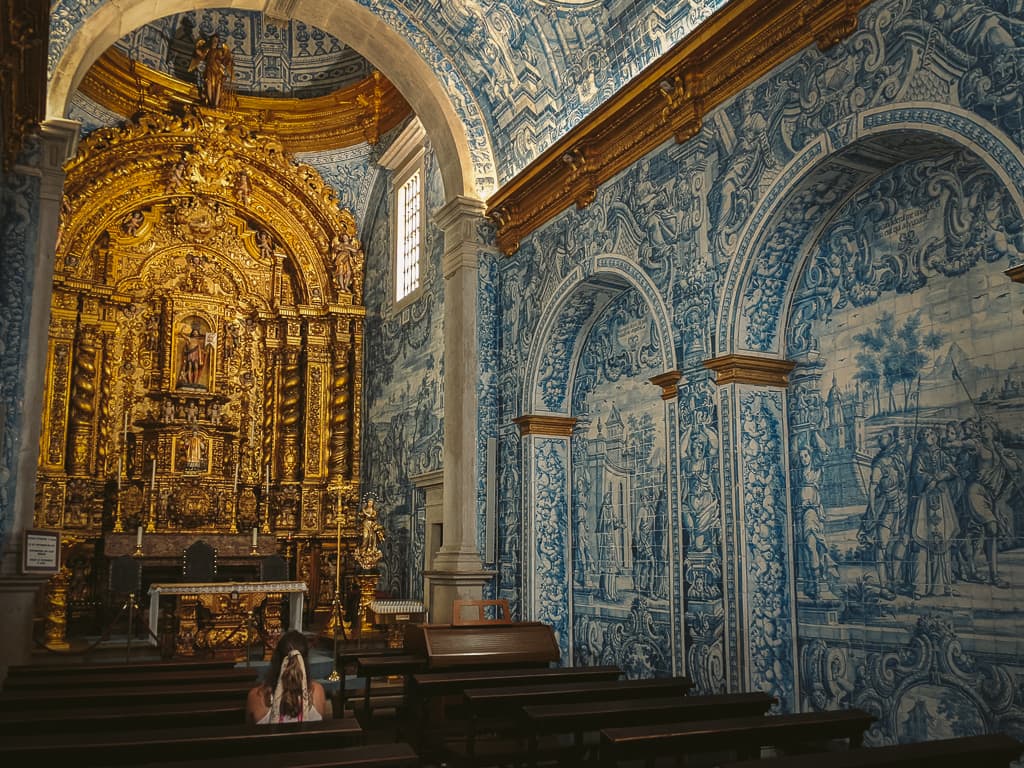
[22,529,61,574]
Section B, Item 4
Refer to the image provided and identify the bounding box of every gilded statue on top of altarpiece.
[189,34,234,109]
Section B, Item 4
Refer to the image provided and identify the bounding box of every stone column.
[0,119,79,677]
[425,196,492,623]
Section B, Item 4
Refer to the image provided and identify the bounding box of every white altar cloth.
[147,580,307,646]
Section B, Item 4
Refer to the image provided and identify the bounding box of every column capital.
[435,195,490,278]
[703,354,796,388]
[513,414,576,437]
[1007,263,1024,284]
[650,370,683,400]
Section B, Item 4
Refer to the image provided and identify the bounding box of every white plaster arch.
[522,254,678,417]
[715,104,1024,359]
[47,0,488,201]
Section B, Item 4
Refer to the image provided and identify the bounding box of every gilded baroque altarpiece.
[36,105,367,646]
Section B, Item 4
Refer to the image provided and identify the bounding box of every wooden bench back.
[715,733,1023,768]
[0,717,363,765]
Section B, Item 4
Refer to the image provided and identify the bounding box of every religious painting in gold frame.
[174,314,216,392]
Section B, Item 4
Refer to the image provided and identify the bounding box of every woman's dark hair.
[263,630,311,718]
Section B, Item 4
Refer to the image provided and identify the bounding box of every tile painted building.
[2,0,1024,752]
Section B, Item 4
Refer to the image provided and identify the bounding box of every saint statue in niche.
[177,318,215,391]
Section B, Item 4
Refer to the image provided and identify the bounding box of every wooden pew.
[353,654,425,722]
[5,659,238,678]
[131,742,421,768]
[2,665,259,690]
[407,665,621,758]
[0,679,255,711]
[0,717,363,766]
[715,733,1024,768]
[521,691,777,767]
[336,646,412,716]
[456,684,696,765]
[599,708,876,766]
[0,700,248,735]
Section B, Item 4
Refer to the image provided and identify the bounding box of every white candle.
[118,457,123,491]
[136,526,143,548]
[265,464,270,497]
[252,527,258,548]
[233,462,239,494]
[151,458,157,490]
[123,411,129,443]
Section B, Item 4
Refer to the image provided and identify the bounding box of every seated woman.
[246,630,327,724]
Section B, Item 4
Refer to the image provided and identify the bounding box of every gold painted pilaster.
[703,354,797,388]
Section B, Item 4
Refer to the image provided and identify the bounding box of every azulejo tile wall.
[0,146,42,556]
[361,141,446,601]
[495,0,1024,746]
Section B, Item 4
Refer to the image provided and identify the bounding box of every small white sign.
[23,529,61,574]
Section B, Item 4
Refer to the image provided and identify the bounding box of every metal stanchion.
[124,592,137,663]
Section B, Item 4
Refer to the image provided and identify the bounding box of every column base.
[0,575,48,681]
[423,570,495,624]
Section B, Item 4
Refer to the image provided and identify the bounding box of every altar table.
[148,581,306,657]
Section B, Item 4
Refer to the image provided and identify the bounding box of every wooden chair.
[182,540,217,582]
[259,554,288,581]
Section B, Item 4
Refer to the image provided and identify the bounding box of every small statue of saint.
[354,497,385,571]
[189,34,234,109]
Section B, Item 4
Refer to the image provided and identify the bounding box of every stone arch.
[715,104,1024,359]
[522,254,677,417]
[518,254,680,668]
[47,0,491,200]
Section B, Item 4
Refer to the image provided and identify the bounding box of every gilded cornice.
[78,49,412,153]
[2,0,48,170]
[513,414,577,437]
[649,371,683,401]
[703,354,797,388]
[486,0,871,255]
[1007,264,1024,284]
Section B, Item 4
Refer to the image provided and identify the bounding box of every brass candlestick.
[326,498,345,683]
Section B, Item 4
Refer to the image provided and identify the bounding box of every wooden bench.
[353,654,426,722]
[600,708,876,766]
[0,679,255,711]
[0,717,363,765]
[716,733,1024,768]
[0,700,248,735]
[449,677,696,767]
[407,665,621,758]
[2,665,259,690]
[521,691,777,766]
[129,742,421,768]
[5,659,238,678]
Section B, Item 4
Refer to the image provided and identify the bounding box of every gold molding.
[486,0,871,255]
[1007,264,1024,284]
[513,414,577,437]
[703,354,797,387]
[78,49,412,153]
[650,370,683,400]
